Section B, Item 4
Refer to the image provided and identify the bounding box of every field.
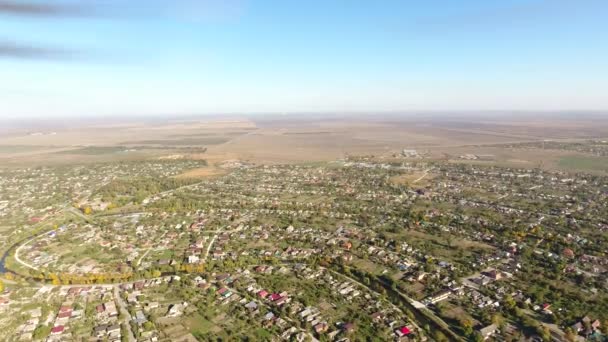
[1,114,607,171]
[557,155,608,172]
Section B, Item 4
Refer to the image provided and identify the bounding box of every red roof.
[96,304,104,313]
[59,306,72,312]
[51,326,64,334]
[269,293,282,301]
[399,326,411,335]
[57,311,71,319]
[257,290,269,298]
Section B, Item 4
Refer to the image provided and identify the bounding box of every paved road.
[12,206,89,272]
[14,234,42,271]
[114,285,136,342]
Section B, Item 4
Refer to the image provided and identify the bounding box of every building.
[478,324,498,340]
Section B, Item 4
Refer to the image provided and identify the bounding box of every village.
[0,156,607,341]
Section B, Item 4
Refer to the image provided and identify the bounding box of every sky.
[1,0,608,119]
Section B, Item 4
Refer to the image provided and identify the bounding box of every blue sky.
[1,0,608,118]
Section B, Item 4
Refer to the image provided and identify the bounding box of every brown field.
[176,167,227,179]
[1,114,607,171]
[389,171,433,186]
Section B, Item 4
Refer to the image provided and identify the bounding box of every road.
[114,285,136,342]
[325,268,423,331]
[14,234,42,271]
[202,216,249,262]
[203,235,217,261]
[327,267,464,341]
[412,169,430,184]
[136,231,168,267]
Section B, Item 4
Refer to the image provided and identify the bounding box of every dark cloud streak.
[0,41,74,60]
[0,0,89,17]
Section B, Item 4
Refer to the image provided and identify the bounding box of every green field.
[55,146,129,155]
[0,145,53,153]
[121,137,230,146]
[558,155,608,172]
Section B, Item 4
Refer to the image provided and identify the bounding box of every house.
[51,325,65,335]
[395,326,412,337]
[59,305,72,314]
[328,330,340,340]
[167,302,187,317]
[255,265,267,273]
[104,301,118,316]
[187,255,200,264]
[216,274,230,282]
[57,310,72,319]
[269,293,282,301]
[314,322,329,334]
[371,312,384,322]
[133,310,147,324]
[342,322,355,333]
[572,322,584,333]
[274,296,289,306]
[485,269,502,280]
[94,325,107,338]
[145,302,159,311]
[107,324,121,337]
[478,323,498,340]
[425,290,450,304]
[257,290,269,298]
[244,301,258,311]
[71,309,83,318]
[28,307,42,318]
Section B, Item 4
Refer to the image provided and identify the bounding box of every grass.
[557,155,608,172]
[54,146,129,155]
[352,257,385,275]
[0,145,53,153]
[122,137,230,146]
[186,313,217,333]
[175,167,227,179]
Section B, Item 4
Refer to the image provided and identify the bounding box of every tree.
[460,318,474,336]
[433,330,448,342]
[0,279,4,292]
[492,313,506,329]
[564,327,577,342]
[33,324,52,340]
[503,294,516,311]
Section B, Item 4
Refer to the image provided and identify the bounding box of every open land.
[0,113,607,342]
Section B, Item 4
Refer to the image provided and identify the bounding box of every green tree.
[33,325,52,340]
[433,331,448,342]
